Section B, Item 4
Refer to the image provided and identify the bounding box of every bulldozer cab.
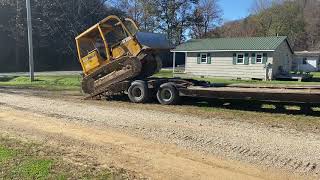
[75,15,142,75]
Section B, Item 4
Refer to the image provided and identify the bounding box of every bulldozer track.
[81,51,165,100]
[82,56,142,99]
[81,56,136,94]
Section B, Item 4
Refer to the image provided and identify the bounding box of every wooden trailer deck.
[179,85,320,104]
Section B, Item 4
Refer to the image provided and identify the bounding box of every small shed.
[293,51,320,72]
[171,36,294,80]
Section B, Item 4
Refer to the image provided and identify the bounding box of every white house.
[293,51,320,72]
[171,36,294,80]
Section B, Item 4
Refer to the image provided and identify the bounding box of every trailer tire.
[128,80,149,103]
[157,83,180,105]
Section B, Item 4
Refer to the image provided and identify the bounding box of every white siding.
[185,52,273,80]
[272,41,293,77]
[293,56,319,72]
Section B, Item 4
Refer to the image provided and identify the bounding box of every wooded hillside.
[210,0,320,51]
[0,0,221,72]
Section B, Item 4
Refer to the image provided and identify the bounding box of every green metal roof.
[172,36,292,52]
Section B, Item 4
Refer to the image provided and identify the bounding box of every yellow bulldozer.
[75,15,170,98]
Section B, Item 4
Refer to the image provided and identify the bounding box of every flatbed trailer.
[179,86,320,105]
[87,78,320,108]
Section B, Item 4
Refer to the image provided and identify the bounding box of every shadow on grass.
[305,78,320,82]
[0,76,18,82]
[32,79,45,82]
[210,83,232,87]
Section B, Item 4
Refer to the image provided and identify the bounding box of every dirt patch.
[0,136,133,179]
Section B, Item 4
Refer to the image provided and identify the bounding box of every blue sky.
[219,0,255,22]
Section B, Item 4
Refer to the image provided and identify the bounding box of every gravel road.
[0,88,319,179]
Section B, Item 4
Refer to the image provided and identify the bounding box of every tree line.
[210,0,320,51]
[0,0,121,72]
[0,0,319,72]
[0,0,221,72]
[111,0,221,44]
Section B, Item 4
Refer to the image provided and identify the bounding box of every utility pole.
[26,0,34,81]
[15,0,20,68]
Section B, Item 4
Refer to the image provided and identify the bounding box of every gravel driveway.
[0,88,319,179]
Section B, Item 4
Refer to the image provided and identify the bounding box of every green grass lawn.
[153,70,174,78]
[0,70,318,91]
[0,146,15,162]
[155,70,320,87]
[0,75,81,91]
[0,143,59,179]
[0,137,119,179]
[313,72,320,78]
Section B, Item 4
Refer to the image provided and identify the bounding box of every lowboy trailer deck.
[180,86,320,104]
[87,78,320,108]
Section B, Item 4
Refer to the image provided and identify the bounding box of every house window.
[303,57,307,64]
[256,53,263,63]
[237,53,244,64]
[200,53,208,64]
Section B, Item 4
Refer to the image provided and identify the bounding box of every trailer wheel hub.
[156,83,180,105]
[132,87,143,98]
[161,89,173,102]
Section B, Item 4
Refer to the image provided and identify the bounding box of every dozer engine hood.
[135,32,173,50]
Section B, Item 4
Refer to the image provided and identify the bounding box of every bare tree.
[251,0,283,14]
[303,0,320,50]
[191,0,222,38]
[155,0,197,45]
[111,0,158,32]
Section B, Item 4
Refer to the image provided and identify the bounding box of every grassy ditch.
[0,136,125,179]
[155,70,320,87]
[0,75,81,91]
